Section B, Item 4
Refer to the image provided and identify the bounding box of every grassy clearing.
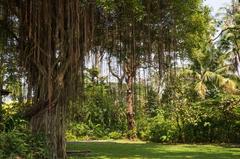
[67,141,240,159]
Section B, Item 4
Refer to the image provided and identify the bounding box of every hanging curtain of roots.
[18,0,94,158]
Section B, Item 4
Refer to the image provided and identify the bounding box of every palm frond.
[215,74,228,87]
[226,74,240,87]
[179,69,201,80]
[203,70,238,94]
[215,65,230,74]
[195,81,207,99]
[203,71,216,82]
[223,79,237,93]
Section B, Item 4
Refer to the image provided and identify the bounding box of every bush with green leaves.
[0,130,49,159]
[137,116,151,141]
[67,75,127,140]
[0,131,28,159]
[137,110,178,143]
[66,123,91,140]
[108,131,123,139]
[66,122,112,140]
[148,111,178,143]
[0,102,49,159]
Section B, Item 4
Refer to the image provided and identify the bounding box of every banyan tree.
[3,0,94,158]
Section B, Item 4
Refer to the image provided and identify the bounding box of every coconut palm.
[181,45,238,99]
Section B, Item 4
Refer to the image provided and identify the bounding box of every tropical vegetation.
[0,0,240,158]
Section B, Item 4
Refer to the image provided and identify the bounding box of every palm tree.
[181,46,238,98]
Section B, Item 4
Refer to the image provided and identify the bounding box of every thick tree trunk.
[52,102,66,159]
[30,101,66,159]
[126,74,137,140]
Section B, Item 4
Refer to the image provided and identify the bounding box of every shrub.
[137,117,151,141]
[0,131,28,158]
[108,131,122,139]
[0,130,48,159]
[0,102,49,159]
[65,131,77,141]
[149,113,177,143]
[66,122,109,140]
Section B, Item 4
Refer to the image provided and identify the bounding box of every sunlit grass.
[67,141,240,159]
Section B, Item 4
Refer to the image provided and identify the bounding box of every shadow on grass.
[67,142,240,159]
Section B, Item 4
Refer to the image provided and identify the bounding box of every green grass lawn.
[67,140,240,159]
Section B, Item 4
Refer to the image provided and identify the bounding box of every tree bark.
[29,99,66,159]
[53,100,66,159]
[126,72,137,140]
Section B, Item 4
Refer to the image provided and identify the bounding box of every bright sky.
[204,0,232,16]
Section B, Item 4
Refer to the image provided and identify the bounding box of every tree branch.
[211,27,240,42]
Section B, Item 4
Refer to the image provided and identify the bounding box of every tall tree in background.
[95,0,212,139]
[219,0,240,76]
[96,0,146,139]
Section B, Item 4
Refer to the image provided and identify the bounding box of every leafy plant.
[109,131,123,140]
[0,130,49,159]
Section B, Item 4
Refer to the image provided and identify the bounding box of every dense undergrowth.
[66,80,240,143]
[0,103,49,159]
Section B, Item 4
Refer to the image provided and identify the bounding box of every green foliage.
[0,130,49,159]
[68,71,127,138]
[0,102,49,159]
[1,102,27,132]
[137,110,178,142]
[66,123,91,141]
[31,0,240,146]
[85,83,126,129]
[108,131,123,140]
[148,112,177,143]
[0,131,29,158]
[96,0,145,20]
[66,122,125,140]
[143,93,240,143]
[145,88,159,117]
[158,64,240,143]
[137,116,151,141]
